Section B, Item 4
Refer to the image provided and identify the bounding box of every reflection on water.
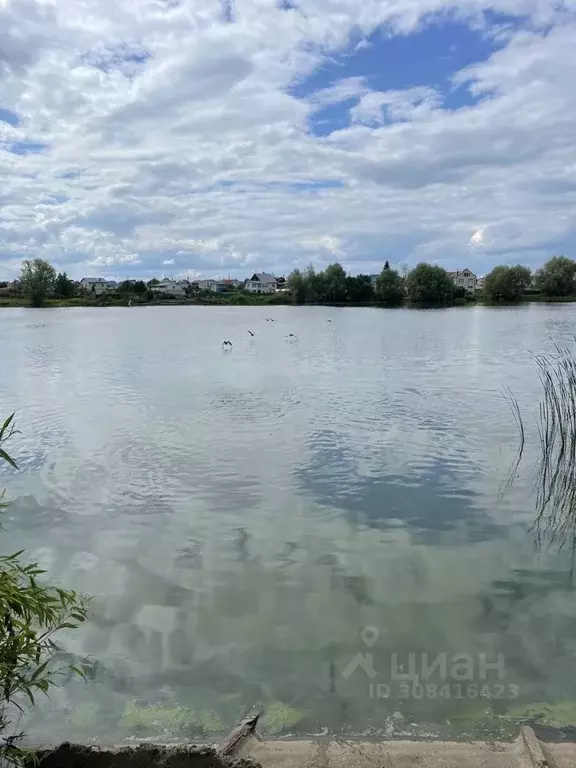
[2,304,576,742]
[296,428,502,542]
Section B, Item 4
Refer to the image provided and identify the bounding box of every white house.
[153,279,188,297]
[449,268,477,294]
[197,279,229,293]
[245,273,277,294]
[80,277,110,294]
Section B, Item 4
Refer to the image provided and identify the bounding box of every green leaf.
[70,665,87,679]
[0,448,18,469]
[30,660,49,681]
[1,412,15,434]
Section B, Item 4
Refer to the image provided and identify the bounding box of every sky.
[0,0,575,281]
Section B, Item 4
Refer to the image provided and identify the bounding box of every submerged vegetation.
[0,415,88,766]
[121,700,224,739]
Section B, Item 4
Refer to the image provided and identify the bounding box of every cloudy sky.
[0,0,575,281]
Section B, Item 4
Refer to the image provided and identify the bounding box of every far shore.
[2,293,576,309]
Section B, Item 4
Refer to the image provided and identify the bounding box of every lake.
[1,303,576,742]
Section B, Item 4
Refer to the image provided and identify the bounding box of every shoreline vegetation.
[3,293,576,308]
[1,255,576,308]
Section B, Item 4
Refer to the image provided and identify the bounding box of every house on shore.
[153,279,189,297]
[0,279,21,295]
[275,276,288,293]
[449,269,477,293]
[80,277,116,294]
[197,279,228,293]
[245,273,277,294]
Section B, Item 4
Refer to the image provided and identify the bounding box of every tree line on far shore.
[5,254,576,308]
[287,255,576,305]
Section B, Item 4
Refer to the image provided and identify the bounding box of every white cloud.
[309,77,368,108]
[351,86,441,126]
[302,235,344,256]
[470,228,485,245]
[1,0,576,279]
[88,252,140,267]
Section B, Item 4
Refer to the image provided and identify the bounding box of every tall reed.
[508,342,576,584]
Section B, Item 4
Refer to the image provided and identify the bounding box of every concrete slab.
[246,740,521,768]
[543,742,576,768]
[242,729,576,768]
[32,732,576,768]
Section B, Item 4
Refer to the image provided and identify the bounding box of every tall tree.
[375,267,405,305]
[323,263,347,302]
[405,263,455,304]
[287,269,306,304]
[304,265,321,303]
[483,265,532,302]
[345,275,373,303]
[534,256,576,297]
[54,271,75,299]
[20,259,56,307]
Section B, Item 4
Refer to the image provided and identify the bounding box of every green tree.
[20,259,56,307]
[534,256,576,297]
[483,265,532,302]
[117,281,131,295]
[303,266,321,303]
[117,280,145,296]
[322,263,347,303]
[375,267,405,305]
[345,275,373,303]
[0,415,88,765]
[405,263,455,304]
[287,269,306,304]
[54,272,75,299]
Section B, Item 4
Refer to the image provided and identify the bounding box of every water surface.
[1,304,576,741]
